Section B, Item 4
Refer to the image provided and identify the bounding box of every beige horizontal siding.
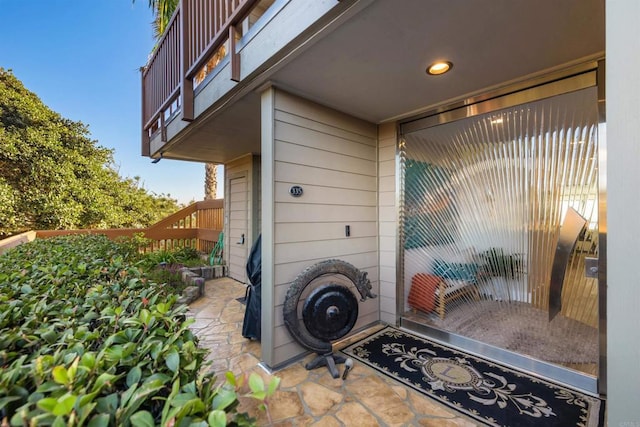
[378,157,395,177]
[274,236,378,265]
[275,204,376,223]
[267,89,379,367]
[274,222,377,244]
[275,161,377,191]
[275,116,377,157]
[273,182,376,206]
[274,91,376,138]
[273,251,378,285]
[379,143,395,161]
[378,122,398,325]
[379,221,396,236]
[274,140,375,176]
[379,175,396,192]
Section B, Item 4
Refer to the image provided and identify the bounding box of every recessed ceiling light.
[490,118,504,124]
[426,61,453,76]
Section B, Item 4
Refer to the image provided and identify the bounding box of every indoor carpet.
[341,326,604,427]
[425,300,598,364]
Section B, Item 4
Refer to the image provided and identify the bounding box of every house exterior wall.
[606,0,640,423]
[261,87,379,368]
[377,122,398,324]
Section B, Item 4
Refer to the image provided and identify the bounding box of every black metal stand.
[305,352,347,378]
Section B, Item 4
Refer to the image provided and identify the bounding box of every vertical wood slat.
[230,26,240,82]
[186,0,256,78]
[197,0,202,60]
[204,0,209,47]
[180,1,194,121]
[142,7,181,130]
[141,69,150,156]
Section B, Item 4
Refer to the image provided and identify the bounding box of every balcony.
[141,0,263,157]
[141,0,352,163]
[141,0,604,165]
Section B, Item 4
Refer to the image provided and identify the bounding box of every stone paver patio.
[188,277,478,426]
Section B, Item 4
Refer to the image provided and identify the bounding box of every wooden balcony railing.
[141,0,259,154]
[1,199,224,255]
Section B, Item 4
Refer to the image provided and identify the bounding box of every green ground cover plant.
[138,245,206,295]
[0,235,278,426]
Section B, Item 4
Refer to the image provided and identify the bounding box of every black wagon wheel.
[283,259,376,355]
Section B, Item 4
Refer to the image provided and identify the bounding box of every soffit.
[164,0,604,162]
[270,0,604,123]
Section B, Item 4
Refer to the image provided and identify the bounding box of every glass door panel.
[400,87,599,376]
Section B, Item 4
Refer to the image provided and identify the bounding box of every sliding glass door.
[399,80,601,387]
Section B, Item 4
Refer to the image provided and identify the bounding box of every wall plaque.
[289,185,303,197]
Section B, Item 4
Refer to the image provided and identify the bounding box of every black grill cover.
[242,234,262,340]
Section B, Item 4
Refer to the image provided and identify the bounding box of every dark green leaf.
[126,366,142,387]
[165,349,180,373]
[96,393,118,413]
[211,387,237,411]
[87,414,111,427]
[130,411,155,427]
[0,396,21,411]
[80,352,96,370]
[120,383,139,408]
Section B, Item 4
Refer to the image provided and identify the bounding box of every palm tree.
[140,0,179,39]
[139,0,219,201]
[204,163,218,200]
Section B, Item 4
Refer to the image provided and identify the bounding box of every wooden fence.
[1,199,224,255]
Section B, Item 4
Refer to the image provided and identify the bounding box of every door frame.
[395,59,606,396]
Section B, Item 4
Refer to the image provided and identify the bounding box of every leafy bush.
[137,246,203,272]
[145,264,187,295]
[135,244,206,295]
[0,235,277,426]
[0,69,182,238]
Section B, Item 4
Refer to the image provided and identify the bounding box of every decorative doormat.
[341,327,605,427]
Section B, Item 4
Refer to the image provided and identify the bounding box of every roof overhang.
[160,0,604,163]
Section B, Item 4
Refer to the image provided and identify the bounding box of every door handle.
[585,257,598,278]
[237,234,245,245]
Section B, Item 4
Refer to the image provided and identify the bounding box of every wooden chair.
[409,271,481,320]
[435,279,480,319]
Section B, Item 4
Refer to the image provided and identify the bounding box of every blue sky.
[1,0,217,204]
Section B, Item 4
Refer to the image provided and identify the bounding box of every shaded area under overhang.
[159,0,604,164]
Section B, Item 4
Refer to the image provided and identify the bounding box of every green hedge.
[0,235,262,426]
